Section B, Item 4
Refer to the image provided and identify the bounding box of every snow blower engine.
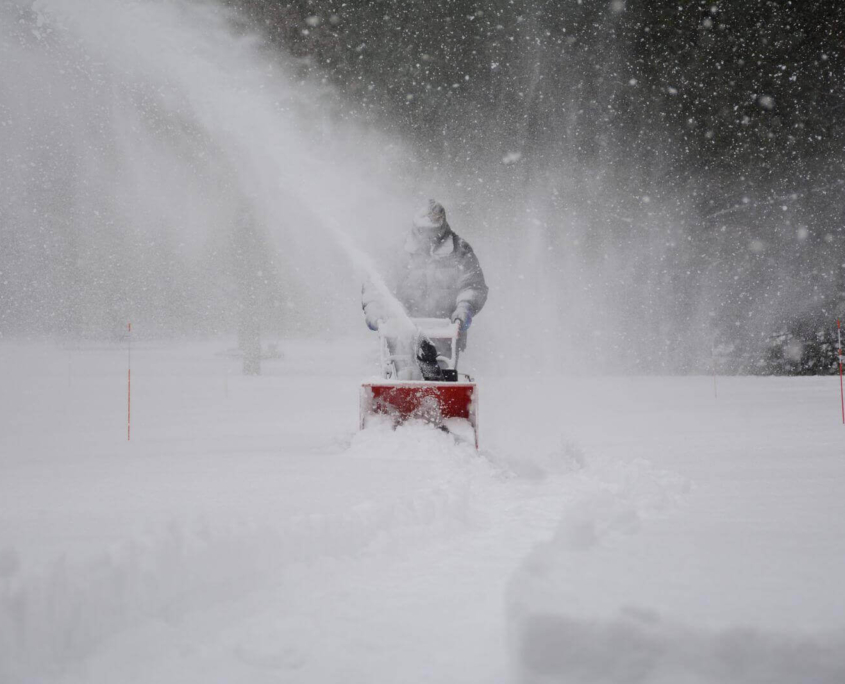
[359,318,478,448]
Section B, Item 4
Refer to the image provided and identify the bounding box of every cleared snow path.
[34,429,569,684]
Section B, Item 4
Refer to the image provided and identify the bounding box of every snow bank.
[515,611,845,684]
[507,448,845,684]
[0,426,484,684]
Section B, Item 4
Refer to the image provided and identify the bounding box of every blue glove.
[451,306,472,331]
[367,318,382,332]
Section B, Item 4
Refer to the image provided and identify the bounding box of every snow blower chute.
[360,318,478,448]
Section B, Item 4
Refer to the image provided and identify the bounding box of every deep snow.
[2,337,845,683]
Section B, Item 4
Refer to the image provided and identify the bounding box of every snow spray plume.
[1,0,414,339]
[328,222,415,334]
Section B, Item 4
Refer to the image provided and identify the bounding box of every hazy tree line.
[233,0,845,372]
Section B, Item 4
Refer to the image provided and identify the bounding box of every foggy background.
[2,0,843,374]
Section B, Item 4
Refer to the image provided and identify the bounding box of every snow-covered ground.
[2,337,844,683]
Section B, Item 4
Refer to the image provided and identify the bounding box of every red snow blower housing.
[359,318,478,448]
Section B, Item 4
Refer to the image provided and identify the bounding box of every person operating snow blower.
[362,199,488,365]
[359,200,488,446]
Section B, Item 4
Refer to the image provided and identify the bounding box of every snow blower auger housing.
[360,318,478,448]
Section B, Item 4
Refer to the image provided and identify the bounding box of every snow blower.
[359,318,478,448]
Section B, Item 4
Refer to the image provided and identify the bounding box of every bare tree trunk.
[240,316,261,375]
[234,205,263,376]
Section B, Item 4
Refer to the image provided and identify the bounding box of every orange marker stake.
[128,322,132,441]
[838,320,844,425]
[712,341,718,400]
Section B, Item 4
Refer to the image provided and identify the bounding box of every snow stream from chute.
[4,0,414,335]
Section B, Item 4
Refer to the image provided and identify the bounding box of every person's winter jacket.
[362,222,488,350]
